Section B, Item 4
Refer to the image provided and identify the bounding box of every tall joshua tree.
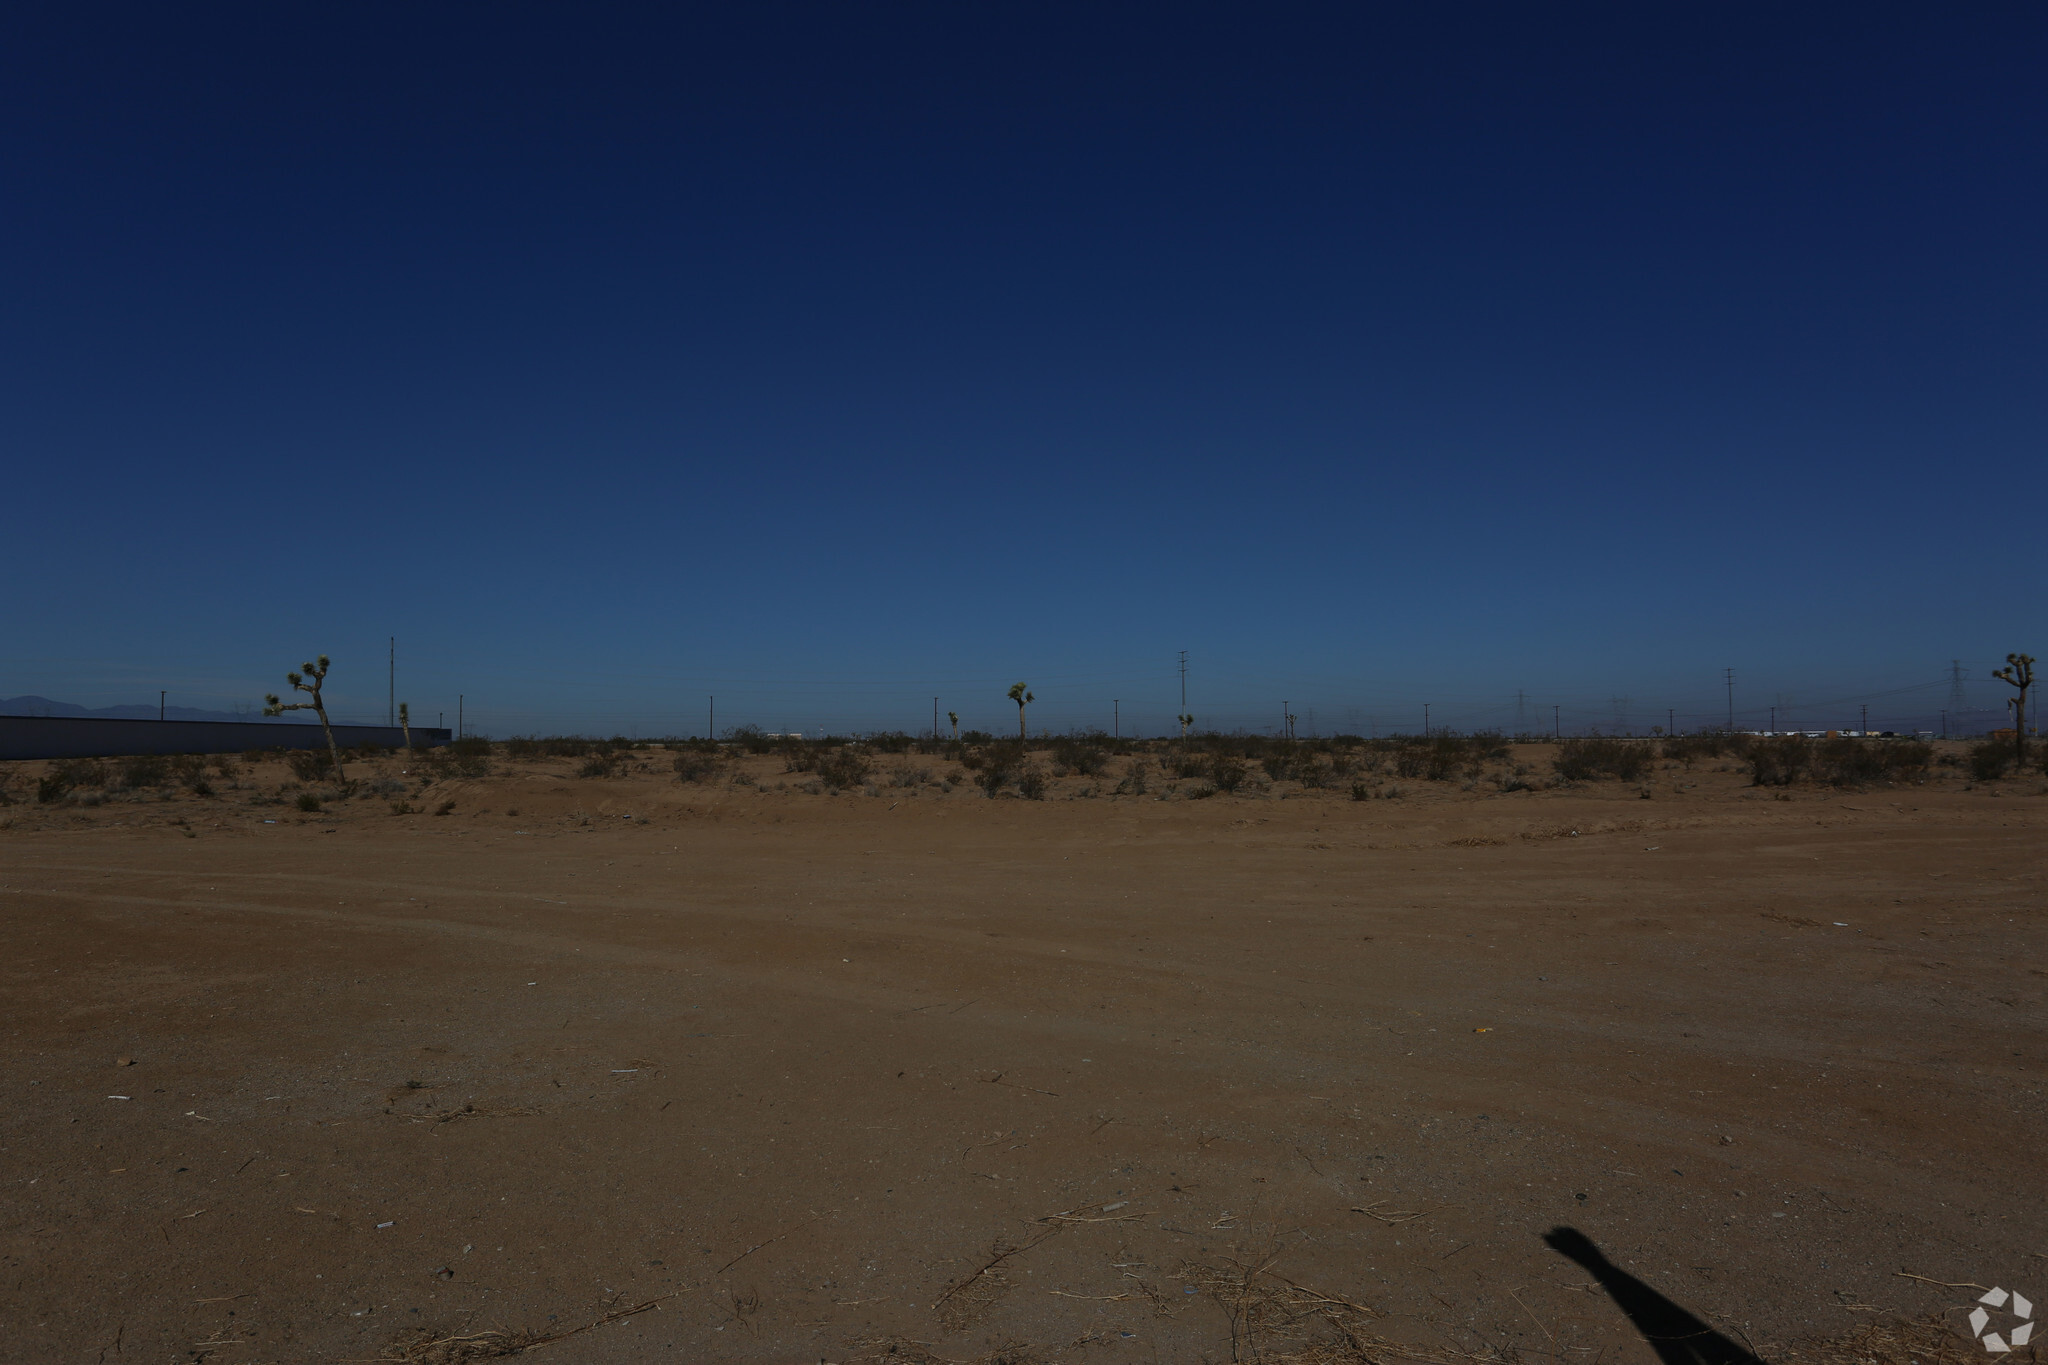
[398,701,413,750]
[1992,652,2035,765]
[266,655,347,786]
[947,711,959,741]
[1007,682,1034,740]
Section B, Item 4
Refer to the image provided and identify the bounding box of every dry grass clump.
[1775,1311,2000,1365]
[1173,1256,1502,1365]
[382,1327,547,1363]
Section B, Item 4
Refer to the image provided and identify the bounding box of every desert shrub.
[578,752,618,778]
[1662,734,1731,767]
[288,749,333,782]
[1809,738,1930,786]
[886,763,931,788]
[1051,737,1106,777]
[673,751,723,783]
[118,754,168,788]
[864,731,915,754]
[1554,738,1654,782]
[975,742,1023,797]
[1172,752,1207,780]
[1349,780,1373,801]
[1209,754,1248,793]
[170,754,214,793]
[721,725,774,755]
[212,754,240,778]
[1116,757,1151,796]
[48,758,109,791]
[959,730,994,745]
[1748,735,1811,786]
[1293,754,1337,789]
[1016,766,1048,800]
[1969,741,2013,781]
[295,793,321,812]
[426,739,493,779]
[815,746,872,792]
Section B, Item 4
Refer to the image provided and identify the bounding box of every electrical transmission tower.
[1515,690,1528,732]
[1949,660,1967,712]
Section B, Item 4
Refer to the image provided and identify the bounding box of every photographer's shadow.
[1542,1227,1763,1365]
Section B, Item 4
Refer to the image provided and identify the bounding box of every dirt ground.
[1,743,2043,1364]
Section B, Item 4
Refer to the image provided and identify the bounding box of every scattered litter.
[1183,1286,1199,1295]
[376,1221,396,1229]
[1833,922,1848,927]
[1473,1027,1491,1033]
[527,982,537,986]
[108,1095,131,1101]
[116,1057,134,1066]
[611,1068,640,1074]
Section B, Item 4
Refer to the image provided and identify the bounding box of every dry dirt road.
[1,750,2043,1364]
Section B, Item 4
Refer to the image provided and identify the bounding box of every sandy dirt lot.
[1,744,2042,1364]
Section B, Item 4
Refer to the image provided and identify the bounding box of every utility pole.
[1724,668,1735,730]
[1941,709,1947,739]
[708,696,714,741]
[1861,703,1868,735]
[1516,689,1528,732]
[1422,703,1430,738]
[1282,702,1290,740]
[1553,705,1560,739]
[1113,700,1119,740]
[159,690,165,721]
[458,695,464,739]
[1769,706,1775,733]
[933,697,939,742]
[1668,707,1675,736]
[389,637,395,726]
[1179,651,1188,714]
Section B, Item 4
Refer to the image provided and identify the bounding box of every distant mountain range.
[0,695,315,724]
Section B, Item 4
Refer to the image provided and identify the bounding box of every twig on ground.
[719,1209,830,1274]
[934,1227,1062,1309]
[1894,1271,1992,1291]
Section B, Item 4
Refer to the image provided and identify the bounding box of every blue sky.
[3,4,2042,736]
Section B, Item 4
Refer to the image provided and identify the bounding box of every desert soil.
[0,745,2043,1364]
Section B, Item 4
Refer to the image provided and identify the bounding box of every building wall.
[0,717,452,761]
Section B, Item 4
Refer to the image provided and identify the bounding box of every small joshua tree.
[1178,712,1194,739]
[947,710,959,741]
[1007,682,1034,740]
[1992,652,2035,765]
[398,701,413,750]
[265,655,347,787]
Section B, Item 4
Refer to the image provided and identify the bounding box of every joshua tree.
[1178,712,1194,739]
[265,655,347,787]
[1007,682,1034,740]
[398,701,413,750]
[1992,653,2035,764]
[947,710,959,741]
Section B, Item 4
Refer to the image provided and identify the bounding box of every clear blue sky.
[3,4,2042,736]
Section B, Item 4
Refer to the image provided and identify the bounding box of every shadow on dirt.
[1542,1226,1765,1365]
